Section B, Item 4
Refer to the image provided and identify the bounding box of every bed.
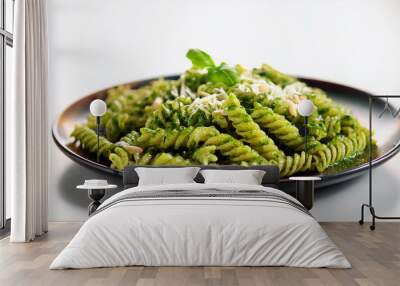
[50,165,350,269]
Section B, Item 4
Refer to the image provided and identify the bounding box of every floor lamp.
[297,99,315,154]
[289,99,320,210]
[89,99,107,162]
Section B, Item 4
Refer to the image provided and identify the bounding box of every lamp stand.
[96,116,100,162]
[304,116,308,155]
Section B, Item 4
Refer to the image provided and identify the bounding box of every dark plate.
[52,75,400,188]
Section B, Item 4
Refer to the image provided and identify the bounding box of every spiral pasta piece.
[145,97,207,129]
[223,94,284,162]
[304,130,367,173]
[326,137,348,164]
[306,88,343,117]
[106,85,132,109]
[308,141,331,173]
[132,125,267,165]
[136,127,220,150]
[109,141,146,171]
[129,151,191,166]
[104,112,130,142]
[106,80,179,113]
[212,110,229,129]
[324,116,341,139]
[326,131,367,165]
[87,111,133,142]
[151,153,192,166]
[307,118,328,141]
[192,146,218,165]
[89,80,181,141]
[129,127,219,164]
[204,133,268,165]
[72,125,141,171]
[71,125,115,158]
[107,90,132,113]
[279,152,313,177]
[137,152,154,165]
[253,64,297,87]
[121,130,140,145]
[251,103,304,150]
[109,147,130,170]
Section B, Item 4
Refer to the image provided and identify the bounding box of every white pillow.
[200,169,265,185]
[136,167,200,186]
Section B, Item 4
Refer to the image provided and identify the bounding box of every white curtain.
[9,0,48,242]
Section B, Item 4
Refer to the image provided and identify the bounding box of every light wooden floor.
[0,222,399,286]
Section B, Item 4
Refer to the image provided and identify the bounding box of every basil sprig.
[186,49,216,69]
[186,49,239,86]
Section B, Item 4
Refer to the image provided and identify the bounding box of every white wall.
[48,0,400,221]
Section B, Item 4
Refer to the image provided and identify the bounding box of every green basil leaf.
[186,49,216,68]
[208,63,240,86]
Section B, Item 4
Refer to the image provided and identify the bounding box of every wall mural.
[52,49,400,188]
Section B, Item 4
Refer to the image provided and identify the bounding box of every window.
[0,0,14,232]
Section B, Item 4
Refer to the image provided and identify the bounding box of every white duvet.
[50,183,350,269]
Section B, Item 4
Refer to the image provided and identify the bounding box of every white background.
[47,0,400,221]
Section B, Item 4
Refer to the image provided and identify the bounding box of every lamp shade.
[90,99,107,116]
[297,99,315,117]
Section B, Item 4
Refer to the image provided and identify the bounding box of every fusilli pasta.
[70,49,372,177]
